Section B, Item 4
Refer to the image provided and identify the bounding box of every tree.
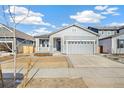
[0,5,31,86]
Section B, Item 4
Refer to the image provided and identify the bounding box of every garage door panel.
[67,41,94,54]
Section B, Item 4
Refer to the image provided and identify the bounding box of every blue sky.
[0,5,124,36]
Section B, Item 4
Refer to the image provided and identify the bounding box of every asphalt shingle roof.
[0,24,34,41]
[88,26,124,31]
[34,24,99,38]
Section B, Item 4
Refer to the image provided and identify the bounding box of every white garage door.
[67,41,94,54]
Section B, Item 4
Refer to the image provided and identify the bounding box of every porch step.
[53,52,63,56]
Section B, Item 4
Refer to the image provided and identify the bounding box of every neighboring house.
[99,32,124,54]
[34,24,99,55]
[88,26,124,39]
[0,24,34,53]
[119,27,124,34]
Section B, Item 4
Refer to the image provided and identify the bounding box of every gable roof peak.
[49,23,98,36]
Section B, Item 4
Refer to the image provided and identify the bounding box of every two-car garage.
[66,40,95,54]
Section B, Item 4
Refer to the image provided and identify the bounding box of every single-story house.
[99,32,124,54]
[0,24,34,53]
[34,24,99,55]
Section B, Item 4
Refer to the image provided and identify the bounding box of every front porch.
[35,37,62,54]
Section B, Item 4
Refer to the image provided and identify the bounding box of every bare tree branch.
[15,7,31,26]
[8,5,15,24]
[0,5,33,86]
[1,6,32,51]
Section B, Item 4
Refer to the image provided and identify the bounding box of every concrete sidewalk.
[2,67,124,78]
[3,67,124,87]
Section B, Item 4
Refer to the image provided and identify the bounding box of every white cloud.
[43,23,56,28]
[31,27,51,36]
[62,23,69,26]
[5,6,43,17]
[95,6,120,16]
[95,6,108,11]
[101,7,119,16]
[5,6,51,26]
[70,10,106,23]
[108,22,124,26]
[52,25,56,28]
[50,25,56,28]
[9,15,48,25]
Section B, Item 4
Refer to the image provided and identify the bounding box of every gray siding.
[0,24,34,41]
[0,37,13,41]
[0,27,13,37]
[119,29,124,33]
[112,34,124,54]
[99,38,112,53]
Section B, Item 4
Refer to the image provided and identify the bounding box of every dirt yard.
[0,54,29,62]
[0,55,74,88]
[103,54,124,64]
[33,56,72,68]
[1,56,71,69]
[26,78,87,88]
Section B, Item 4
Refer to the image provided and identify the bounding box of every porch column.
[36,38,40,52]
[49,37,53,53]
[12,41,14,53]
[96,37,99,54]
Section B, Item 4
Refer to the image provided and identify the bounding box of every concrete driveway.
[67,55,124,87]
[68,55,124,68]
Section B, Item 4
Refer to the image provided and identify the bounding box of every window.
[42,40,45,47]
[101,31,104,34]
[117,39,124,48]
[72,41,74,44]
[78,41,80,44]
[75,42,77,44]
[46,40,49,47]
[90,41,92,44]
[41,40,49,47]
[108,32,111,35]
[87,41,89,44]
[84,41,86,44]
[68,41,71,44]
